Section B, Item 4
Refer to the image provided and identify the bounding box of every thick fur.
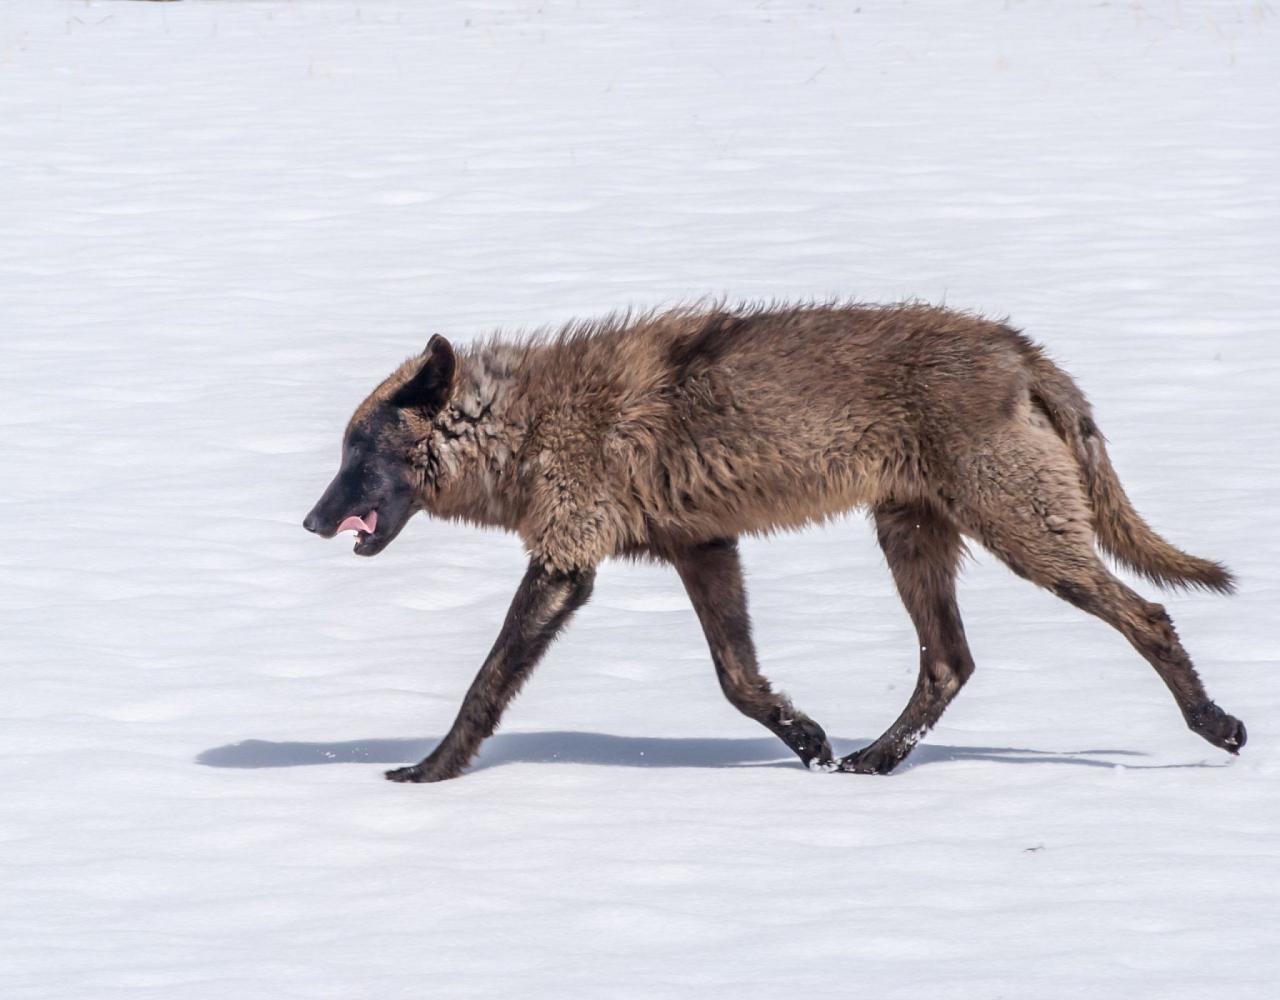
[314,302,1244,782]
[1020,348,1234,593]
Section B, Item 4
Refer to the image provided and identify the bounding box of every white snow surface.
[2,2,1278,997]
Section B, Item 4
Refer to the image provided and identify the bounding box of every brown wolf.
[303,303,1243,782]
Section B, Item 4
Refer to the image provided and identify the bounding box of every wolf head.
[303,335,456,556]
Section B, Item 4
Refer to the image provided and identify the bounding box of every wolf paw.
[837,743,904,775]
[1186,703,1247,755]
[384,763,459,783]
[785,717,834,771]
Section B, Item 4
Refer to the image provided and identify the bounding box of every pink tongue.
[337,511,377,535]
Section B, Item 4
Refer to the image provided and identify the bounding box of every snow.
[2,1,1278,997]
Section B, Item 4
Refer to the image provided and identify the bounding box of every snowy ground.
[2,1,1278,997]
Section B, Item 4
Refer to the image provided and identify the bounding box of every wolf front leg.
[671,537,834,770]
[385,561,596,783]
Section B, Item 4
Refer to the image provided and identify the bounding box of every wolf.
[303,303,1244,783]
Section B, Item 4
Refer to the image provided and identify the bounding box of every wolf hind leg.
[956,432,1245,755]
[839,499,974,775]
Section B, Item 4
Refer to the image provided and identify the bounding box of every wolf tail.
[1022,346,1235,594]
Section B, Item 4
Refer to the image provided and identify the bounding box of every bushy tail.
[1023,349,1235,594]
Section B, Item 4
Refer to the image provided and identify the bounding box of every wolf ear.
[391,335,456,413]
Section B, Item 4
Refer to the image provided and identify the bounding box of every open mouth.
[337,510,380,555]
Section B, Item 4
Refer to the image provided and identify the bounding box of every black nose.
[303,511,322,534]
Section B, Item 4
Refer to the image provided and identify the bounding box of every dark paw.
[785,717,834,770]
[1186,703,1247,755]
[837,743,904,775]
[384,763,459,783]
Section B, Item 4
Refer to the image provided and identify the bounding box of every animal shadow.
[196,731,1200,772]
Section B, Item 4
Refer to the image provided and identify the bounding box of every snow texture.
[2,1,1278,997]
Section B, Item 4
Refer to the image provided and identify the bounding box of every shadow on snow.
[196,732,1212,772]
